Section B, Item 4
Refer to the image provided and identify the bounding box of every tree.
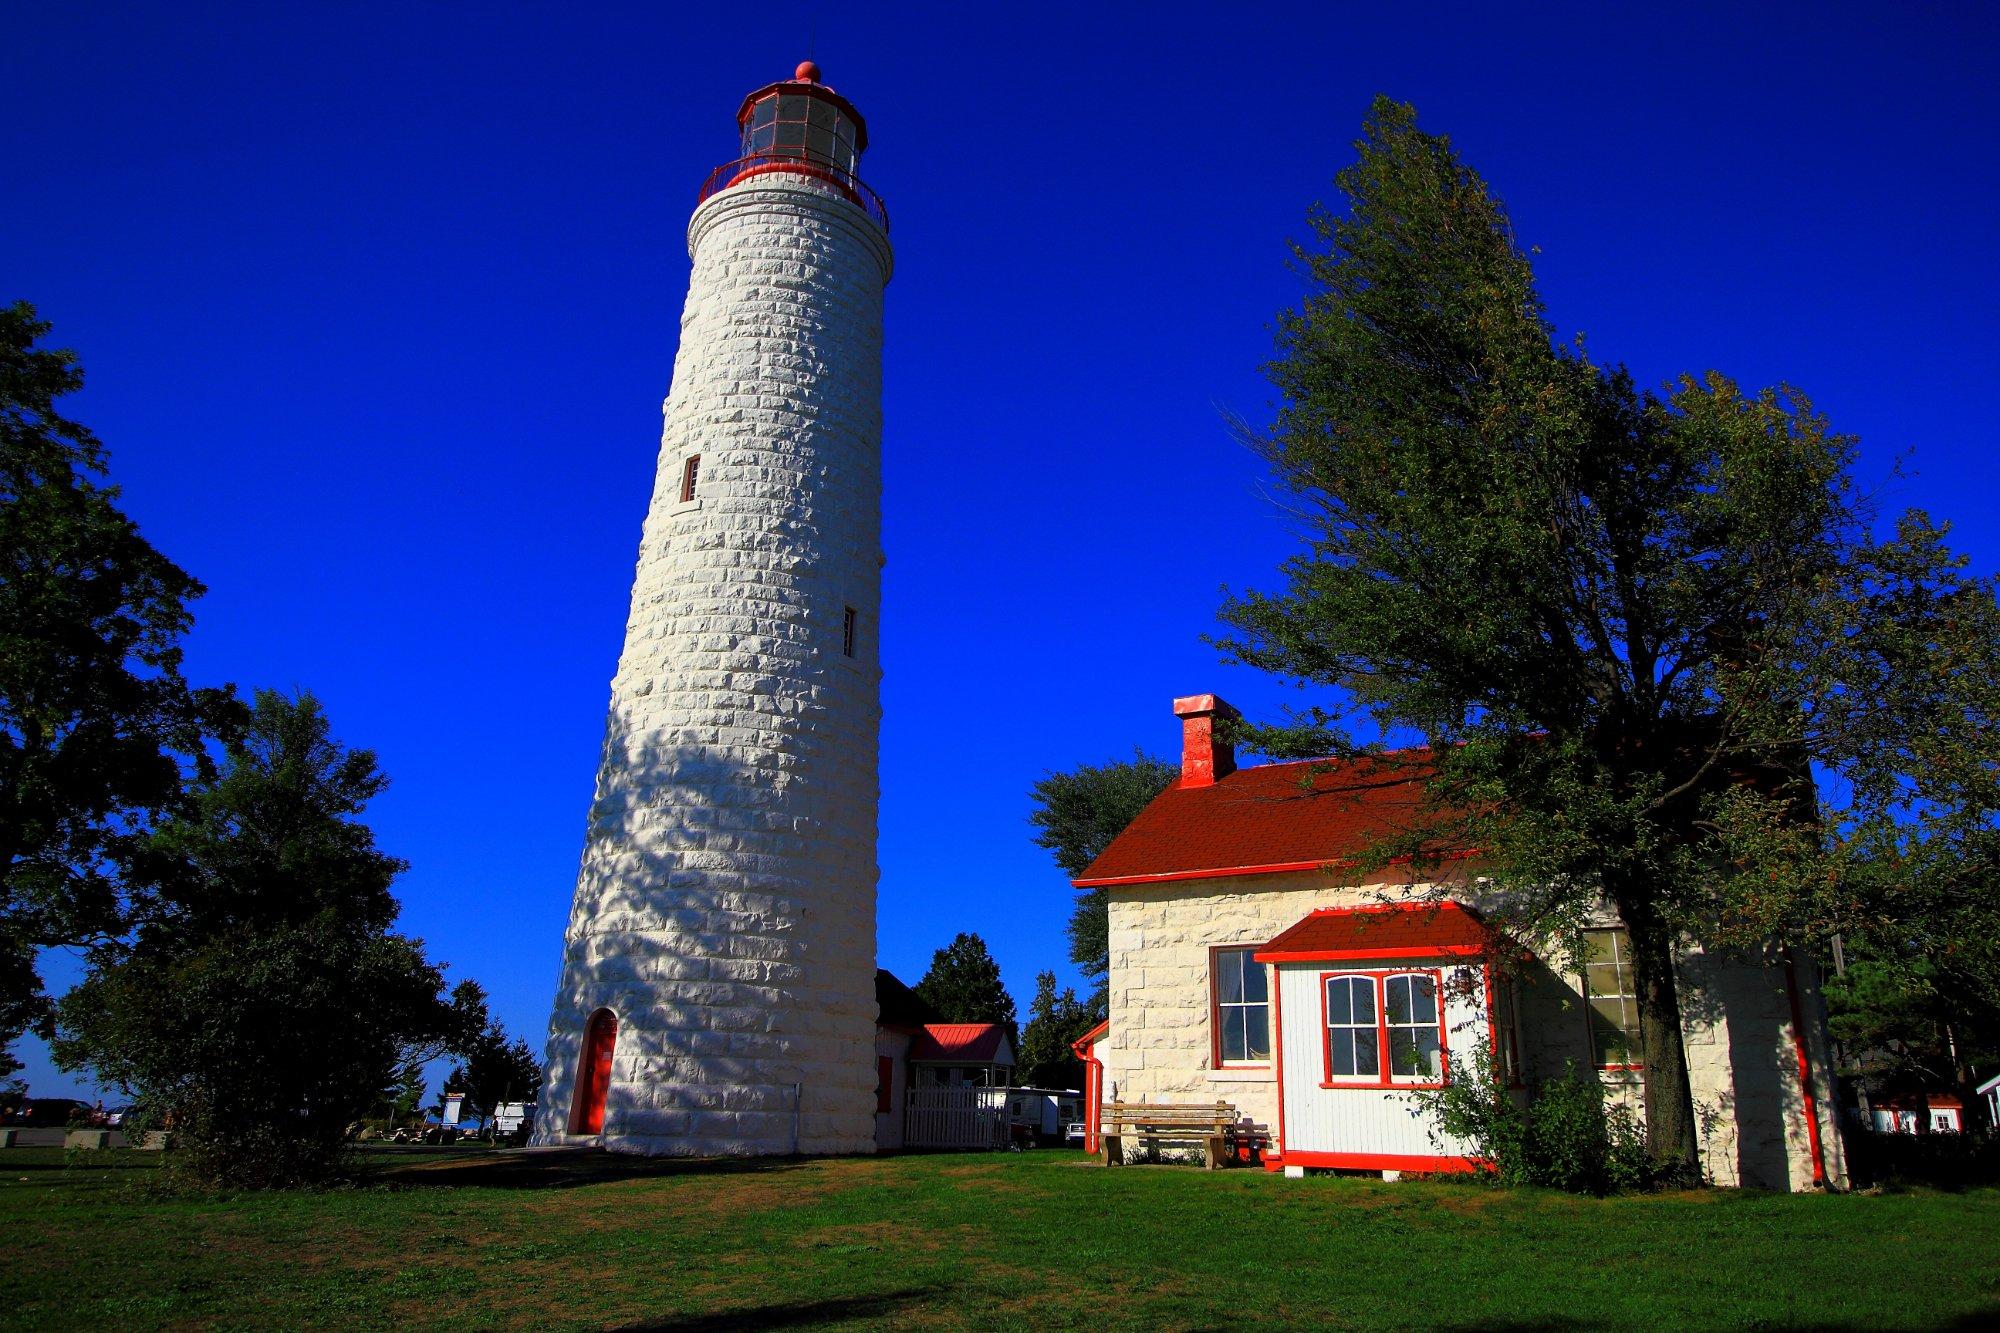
[913,932,1017,1043]
[0,302,234,1069]
[1217,96,1997,1178]
[1014,971,1096,1089]
[52,690,484,1186]
[1027,751,1176,1013]
[445,1001,543,1128]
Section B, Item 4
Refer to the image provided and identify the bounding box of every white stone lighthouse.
[532,62,890,1156]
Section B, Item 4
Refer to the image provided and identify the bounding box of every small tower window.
[680,455,700,503]
[842,607,857,658]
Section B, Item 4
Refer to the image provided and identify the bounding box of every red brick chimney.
[1173,694,1239,788]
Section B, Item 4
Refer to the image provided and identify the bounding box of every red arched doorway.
[569,1008,617,1134]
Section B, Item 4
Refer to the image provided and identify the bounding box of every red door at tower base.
[570,1009,616,1134]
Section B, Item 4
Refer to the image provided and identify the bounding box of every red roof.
[1074,752,1442,887]
[1254,902,1493,963]
[909,1023,1013,1064]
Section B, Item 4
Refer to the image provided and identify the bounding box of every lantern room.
[699,62,888,231]
[737,61,868,175]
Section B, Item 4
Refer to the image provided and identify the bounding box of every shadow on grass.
[364,1146,820,1192]
[617,1288,944,1330]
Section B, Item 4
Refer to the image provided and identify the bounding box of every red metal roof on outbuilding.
[1254,902,1493,962]
[1073,752,1440,887]
[909,1023,1011,1063]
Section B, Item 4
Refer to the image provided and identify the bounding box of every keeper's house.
[1075,694,1846,1190]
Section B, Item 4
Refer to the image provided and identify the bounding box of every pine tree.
[913,932,1017,1044]
[1027,751,1176,1014]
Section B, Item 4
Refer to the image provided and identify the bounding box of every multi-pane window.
[740,92,860,174]
[1584,928,1643,1068]
[1385,974,1442,1079]
[1323,971,1448,1084]
[841,606,857,658]
[1494,979,1521,1084]
[679,455,700,504]
[1213,948,1270,1065]
[1323,975,1378,1078]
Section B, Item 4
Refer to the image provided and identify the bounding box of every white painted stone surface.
[1103,872,1847,1189]
[533,172,891,1156]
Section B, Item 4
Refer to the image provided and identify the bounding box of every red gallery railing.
[697,155,890,234]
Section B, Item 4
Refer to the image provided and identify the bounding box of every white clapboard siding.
[904,1087,1009,1150]
[1278,961,1487,1160]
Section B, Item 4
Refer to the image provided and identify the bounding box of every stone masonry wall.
[1105,873,1845,1189]
[533,175,892,1156]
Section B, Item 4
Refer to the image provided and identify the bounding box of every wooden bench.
[1099,1100,1238,1170]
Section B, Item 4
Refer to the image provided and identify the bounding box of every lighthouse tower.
[532,63,891,1156]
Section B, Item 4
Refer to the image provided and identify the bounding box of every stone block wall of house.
[1104,870,1845,1189]
[534,173,892,1157]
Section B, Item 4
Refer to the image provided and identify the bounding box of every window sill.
[1206,1066,1274,1083]
[1320,1080,1447,1091]
[671,498,703,516]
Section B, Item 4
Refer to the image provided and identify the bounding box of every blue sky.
[7,2,1996,1101]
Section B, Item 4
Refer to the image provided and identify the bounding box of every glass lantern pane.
[776,122,806,148]
[808,98,835,129]
[751,97,777,128]
[806,125,836,161]
[750,125,775,153]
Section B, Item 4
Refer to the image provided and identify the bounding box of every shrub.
[1417,1046,1667,1194]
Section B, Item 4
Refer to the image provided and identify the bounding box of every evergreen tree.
[1219,97,2000,1176]
[913,932,1017,1043]
[0,302,235,1072]
[1015,970,1096,1089]
[445,998,543,1128]
[53,691,484,1186]
[1027,751,1176,1014]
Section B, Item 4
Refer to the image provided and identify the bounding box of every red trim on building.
[1280,1150,1487,1174]
[1271,961,1288,1164]
[1783,956,1829,1187]
[1071,1019,1109,1156]
[568,1008,617,1135]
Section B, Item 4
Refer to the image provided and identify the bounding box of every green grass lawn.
[3,1146,1997,1330]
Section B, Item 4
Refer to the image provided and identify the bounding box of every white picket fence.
[904,1086,1009,1150]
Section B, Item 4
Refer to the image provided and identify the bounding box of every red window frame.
[1208,944,1271,1069]
[680,454,700,503]
[1317,968,1450,1090]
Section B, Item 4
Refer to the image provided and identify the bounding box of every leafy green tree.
[1014,970,1096,1089]
[0,302,235,1070]
[52,690,484,1186]
[913,932,1017,1044]
[1218,96,2000,1177]
[1027,751,1176,1014]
